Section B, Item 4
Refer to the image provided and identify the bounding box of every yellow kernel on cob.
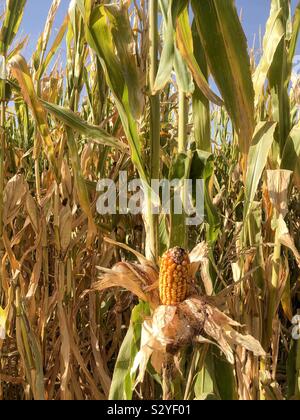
[159,247,190,306]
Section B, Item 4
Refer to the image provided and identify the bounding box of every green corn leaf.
[244,122,277,218]
[192,21,210,152]
[169,152,192,249]
[173,45,194,94]
[109,302,149,400]
[287,1,300,78]
[190,150,220,245]
[42,99,126,151]
[0,0,27,56]
[192,0,255,160]
[253,7,285,106]
[281,125,300,172]
[109,324,135,400]
[154,0,175,92]
[81,4,147,183]
[176,7,223,106]
[154,0,193,94]
[194,368,215,400]
[105,4,145,119]
[268,0,290,157]
[205,350,237,401]
[84,6,125,102]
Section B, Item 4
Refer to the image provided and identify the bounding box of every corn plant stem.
[0,101,5,239]
[178,90,188,154]
[266,224,281,347]
[145,190,158,263]
[34,81,42,203]
[41,218,49,343]
[0,98,6,298]
[35,159,41,204]
[149,0,158,91]
[148,0,160,263]
[176,90,189,249]
[0,100,3,382]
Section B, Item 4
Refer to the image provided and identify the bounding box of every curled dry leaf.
[267,170,293,218]
[3,174,28,226]
[189,243,213,296]
[59,203,72,253]
[267,170,300,268]
[25,193,40,234]
[277,215,300,268]
[93,262,160,308]
[189,241,209,278]
[61,159,73,198]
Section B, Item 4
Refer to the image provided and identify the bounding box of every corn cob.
[159,247,190,306]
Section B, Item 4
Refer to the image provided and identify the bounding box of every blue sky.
[20,0,69,58]
[13,0,300,59]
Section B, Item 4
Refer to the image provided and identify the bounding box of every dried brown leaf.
[267,170,293,217]
[3,174,28,225]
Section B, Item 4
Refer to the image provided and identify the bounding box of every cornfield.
[0,0,300,401]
